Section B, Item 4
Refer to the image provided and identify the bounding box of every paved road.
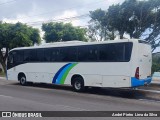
[0,78,160,120]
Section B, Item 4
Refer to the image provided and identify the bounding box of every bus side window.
[51,48,59,62]
[87,46,98,61]
[30,50,36,62]
[78,45,98,62]
[8,52,14,64]
[99,45,108,61]
[106,44,118,61]
[98,44,120,62]
[125,43,133,61]
[67,47,77,61]
[12,52,17,64]
[24,50,36,62]
[99,43,132,62]
[24,50,30,62]
[59,47,77,62]
[44,49,51,62]
[37,49,44,62]
[78,46,88,61]
[14,50,24,64]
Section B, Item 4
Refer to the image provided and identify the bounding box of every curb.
[0,77,6,80]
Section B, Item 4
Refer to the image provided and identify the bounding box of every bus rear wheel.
[72,77,85,92]
[19,75,27,86]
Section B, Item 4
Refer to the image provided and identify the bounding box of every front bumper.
[131,77,152,87]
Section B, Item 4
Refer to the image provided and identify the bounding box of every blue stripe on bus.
[55,63,74,84]
[52,63,71,84]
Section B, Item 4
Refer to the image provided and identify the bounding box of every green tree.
[144,0,160,52]
[88,9,116,41]
[0,22,41,73]
[42,22,88,42]
[89,0,160,51]
[152,54,160,73]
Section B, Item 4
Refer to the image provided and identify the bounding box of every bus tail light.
[135,67,139,79]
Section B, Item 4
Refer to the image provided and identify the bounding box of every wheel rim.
[21,77,26,84]
[74,81,81,90]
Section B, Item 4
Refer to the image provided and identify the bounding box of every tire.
[19,75,27,86]
[72,77,85,92]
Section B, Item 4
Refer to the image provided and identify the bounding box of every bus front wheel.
[72,77,85,92]
[19,75,27,86]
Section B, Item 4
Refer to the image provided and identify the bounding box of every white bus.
[7,39,152,92]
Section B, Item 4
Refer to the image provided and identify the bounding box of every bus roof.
[10,39,139,51]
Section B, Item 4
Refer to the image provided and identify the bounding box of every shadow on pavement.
[11,82,160,101]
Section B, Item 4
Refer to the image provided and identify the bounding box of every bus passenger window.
[51,49,59,62]
[78,45,98,62]
[24,50,36,62]
[14,51,23,63]
[78,46,88,61]
[37,49,44,62]
[87,46,98,61]
[8,53,13,64]
[59,47,77,62]
[24,50,30,62]
[44,49,51,61]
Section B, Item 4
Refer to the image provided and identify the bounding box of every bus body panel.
[138,43,152,79]
[102,76,130,87]
[130,41,152,87]
[7,39,152,88]
[8,62,132,87]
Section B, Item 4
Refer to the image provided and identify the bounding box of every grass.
[0,71,5,77]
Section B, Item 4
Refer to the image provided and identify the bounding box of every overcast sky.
[1,0,160,52]
[0,0,125,28]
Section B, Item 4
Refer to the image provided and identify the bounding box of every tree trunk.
[0,48,8,75]
[1,61,6,75]
[111,31,115,40]
[120,34,123,39]
[119,31,124,39]
[130,32,133,39]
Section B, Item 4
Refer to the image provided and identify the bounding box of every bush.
[152,62,160,73]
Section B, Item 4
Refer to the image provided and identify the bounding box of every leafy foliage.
[152,62,160,73]
[88,0,160,51]
[88,9,116,41]
[0,22,41,73]
[152,53,160,73]
[42,22,88,42]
